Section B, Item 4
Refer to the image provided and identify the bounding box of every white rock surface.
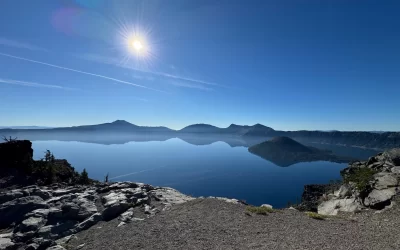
[261,204,273,209]
[334,185,351,198]
[46,245,67,250]
[373,173,398,190]
[364,188,397,207]
[318,198,363,216]
[0,181,199,249]
[0,238,14,250]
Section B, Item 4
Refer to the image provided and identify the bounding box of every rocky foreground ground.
[66,198,400,250]
[0,181,198,250]
[2,180,400,250]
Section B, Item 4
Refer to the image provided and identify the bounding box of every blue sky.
[0,0,399,131]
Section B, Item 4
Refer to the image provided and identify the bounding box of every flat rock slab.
[150,188,194,205]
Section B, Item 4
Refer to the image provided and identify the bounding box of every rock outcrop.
[296,184,340,212]
[318,148,400,215]
[0,140,33,178]
[0,182,194,250]
[0,140,86,189]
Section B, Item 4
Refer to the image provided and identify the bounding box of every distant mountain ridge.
[51,120,173,133]
[1,120,399,150]
[0,126,53,129]
[179,123,275,135]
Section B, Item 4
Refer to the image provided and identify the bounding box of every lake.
[31,138,378,208]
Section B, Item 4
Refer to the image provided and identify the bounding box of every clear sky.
[0,0,399,131]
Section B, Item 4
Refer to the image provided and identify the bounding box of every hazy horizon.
[1,0,400,131]
[0,119,396,132]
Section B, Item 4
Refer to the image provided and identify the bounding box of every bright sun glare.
[131,40,143,51]
[127,36,147,56]
[117,23,155,66]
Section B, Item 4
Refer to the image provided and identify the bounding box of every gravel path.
[67,198,400,250]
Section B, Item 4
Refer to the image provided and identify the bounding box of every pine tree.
[45,150,52,162]
[80,168,90,184]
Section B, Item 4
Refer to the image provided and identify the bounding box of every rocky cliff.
[0,181,195,250]
[0,140,33,177]
[0,140,85,189]
[316,149,400,215]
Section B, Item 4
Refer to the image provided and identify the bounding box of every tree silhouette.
[80,168,90,184]
[2,136,17,142]
[44,150,52,162]
[104,172,109,183]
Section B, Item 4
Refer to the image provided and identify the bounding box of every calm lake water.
[31,139,374,208]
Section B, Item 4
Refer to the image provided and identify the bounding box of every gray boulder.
[261,204,273,209]
[75,212,102,232]
[119,208,134,223]
[25,243,39,250]
[0,196,49,228]
[118,208,144,224]
[46,245,66,250]
[0,233,12,238]
[372,173,398,190]
[61,203,94,222]
[0,190,24,204]
[136,197,150,206]
[47,208,63,223]
[149,188,194,205]
[55,235,77,245]
[391,166,400,174]
[15,216,46,233]
[30,189,52,201]
[144,204,152,214]
[37,221,77,240]
[333,185,351,198]
[47,193,77,205]
[102,202,130,221]
[25,208,51,218]
[364,188,397,207]
[74,193,98,216]
[318,198,363,216]
[102,192,128,206]
[376,148,400,166]
[0,238,15,250]
[32,237,53,250]
[11,231,36,243]
[98,182,138,193]
[52,187,82,197]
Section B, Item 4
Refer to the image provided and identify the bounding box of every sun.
[116,22,156,67]
[127,36,147,56]
[131,40,143,51]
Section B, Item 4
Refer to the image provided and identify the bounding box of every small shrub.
[246,206,275,215]
[79,168,90,185]
[305,211,329,220]
[45,163,56,184]
[343,168,377,192]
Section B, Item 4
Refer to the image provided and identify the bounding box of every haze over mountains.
[0,126,53,129]
[1,120,399,150]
